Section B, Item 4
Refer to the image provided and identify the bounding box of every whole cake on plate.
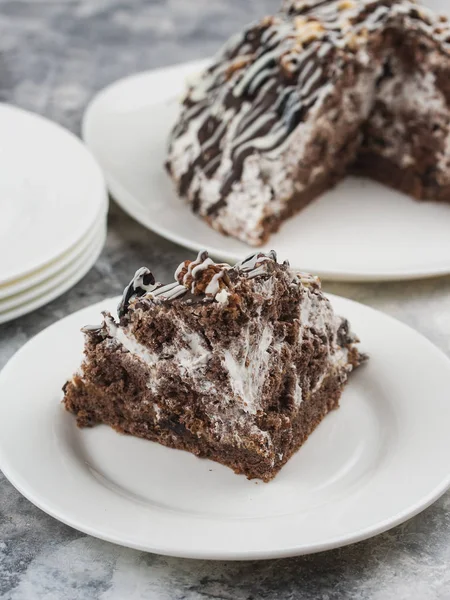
[63,251,365,481]
[166,0,450,246]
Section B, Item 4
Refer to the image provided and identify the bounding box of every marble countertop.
[1,0,450,598]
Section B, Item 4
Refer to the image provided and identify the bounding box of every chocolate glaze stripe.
[201,121,228,156]
[236,78,278,135]
[151,282,180,296]
[166,20,332,206]
[176,18,332,176]
[169,0,450,220]
[231,112,278,154]
[300,65,323,96]
[155,284,187,300]
[116,250,282,317]
[247,65,278,95]
[232,111,285,160]
[247,265,270,279]
[118,267,157,318]
[232,43,286,98]
[235,250,278,271]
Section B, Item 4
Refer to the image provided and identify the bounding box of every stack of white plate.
[0,104,108,324]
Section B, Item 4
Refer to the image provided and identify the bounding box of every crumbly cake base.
[64,345,359,482]
[353,152,450,203]
[352,35,450,203]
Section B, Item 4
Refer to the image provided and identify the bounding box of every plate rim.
[1,294,450,560]
[82,60,450,283]
[0,198,108,300]
[0,220,107,313]
[0,225,107,324]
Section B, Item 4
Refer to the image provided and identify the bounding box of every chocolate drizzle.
[118,267,157,318]
[167,13,337,215]
[81,324,104,335]
[117,250,285,317]
[234,250,278,272]
[166,0,450,235]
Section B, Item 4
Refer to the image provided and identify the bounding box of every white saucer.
[0,104,107,286]
[0,225,106,324]
[83,60,450,281]
[1,294,450,559]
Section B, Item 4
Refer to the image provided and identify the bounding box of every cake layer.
[63,251,364,481]
[64,339,355,481]
[354,29,450,201]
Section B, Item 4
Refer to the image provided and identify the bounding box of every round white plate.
[83,60,450,281]
[0,198,107,301]
[0,225,106,324]
[0,104,107,285]
[0,220,106,313]
[1,294,450,559]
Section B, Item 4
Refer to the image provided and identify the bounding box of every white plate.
[0,104,107,285]
[83,60,450,281]
[0,198,108,301]
[0,220,106,313]
[0,225,106,324]
[1,294,450,560]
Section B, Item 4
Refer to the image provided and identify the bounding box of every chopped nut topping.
[294,16,308,29]
[226,55,253,79]
[176,252,231,297]
[261,15,275,27]
[338,0,357,11]
[346,27,369,50]
[294,19,326,45]
[280,50,300,76]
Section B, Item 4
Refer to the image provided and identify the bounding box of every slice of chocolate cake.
[166,0,450,246]
[63,251,364,482]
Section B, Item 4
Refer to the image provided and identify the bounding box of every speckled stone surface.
[1,0,450,598]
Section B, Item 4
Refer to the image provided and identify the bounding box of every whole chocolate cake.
[63,251,365,482]
[166,0,450,246]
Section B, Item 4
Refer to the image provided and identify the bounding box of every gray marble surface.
[1,0,450,598]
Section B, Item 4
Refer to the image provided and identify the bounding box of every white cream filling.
[215,288,230,304]
[175,331,210,369]
[222,323,273,414]
[105,319,159,366]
